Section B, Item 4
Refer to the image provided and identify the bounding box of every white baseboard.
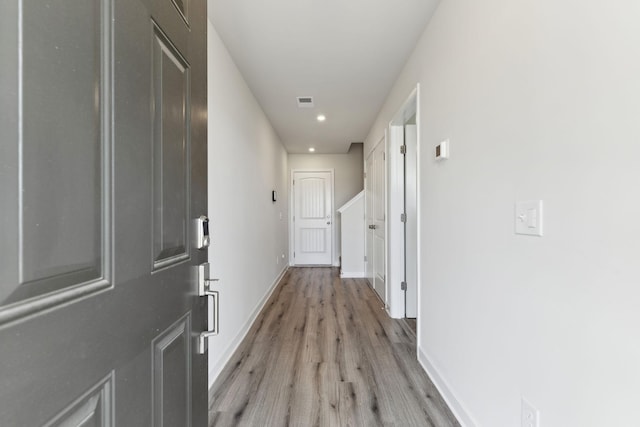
[417,347,477,427]
[340,271,365,278]
[208,265,288,389]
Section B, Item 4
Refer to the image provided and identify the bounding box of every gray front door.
[0,0,208,425]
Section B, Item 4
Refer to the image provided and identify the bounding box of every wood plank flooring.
[209,267,460,427]
[403,318,417,336]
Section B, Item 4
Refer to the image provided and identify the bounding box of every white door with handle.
[365,140,386,301]
[293,171,334,265]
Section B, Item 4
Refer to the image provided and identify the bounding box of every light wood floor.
[209,267,460,427]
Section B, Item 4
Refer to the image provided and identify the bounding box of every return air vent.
[296,96,314,108]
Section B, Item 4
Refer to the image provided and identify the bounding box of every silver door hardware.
[327,221,331,225]
[196,215,210,249]
[368,224,377,230]
[197,262,219,354]
[400,213,407,223]
[401,281,407,291]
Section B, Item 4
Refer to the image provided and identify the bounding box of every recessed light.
[317,114,326,122]
[308,147,315,152]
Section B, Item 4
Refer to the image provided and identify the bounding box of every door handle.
[369,224,376,230]
[327,221,331,225]
[197,263,219,354]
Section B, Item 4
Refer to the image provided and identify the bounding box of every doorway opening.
[387,86,420,337]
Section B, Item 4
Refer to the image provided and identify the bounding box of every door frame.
[387,85,421,328]
[289,169,336,266]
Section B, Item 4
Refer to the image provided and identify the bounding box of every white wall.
[207,20,289,387]
[337,192,365,277]
[289,143,364,266]
[364,0,640,425]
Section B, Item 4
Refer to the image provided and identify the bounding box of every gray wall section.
[289,143,364,265]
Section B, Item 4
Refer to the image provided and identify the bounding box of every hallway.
[208,268,459,426]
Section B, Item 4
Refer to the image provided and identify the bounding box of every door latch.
[197,263,219,354]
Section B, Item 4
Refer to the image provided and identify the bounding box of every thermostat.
[436,139,449,160]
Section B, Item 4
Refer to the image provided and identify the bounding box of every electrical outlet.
[521,397,539,427]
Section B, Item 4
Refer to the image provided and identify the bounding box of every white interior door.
[373,144,386,301]
[405,124,418,318]
[365,141,386,302]
[365,156,374,286]
[293,171,333,265]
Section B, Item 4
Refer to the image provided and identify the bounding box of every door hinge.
[401,281,407,291]
[364,172,367,179]
[293,215,295,222]
[400,213,407,223]
[294,252,296,258]
[293,180,295,186]
[400,144,407,154]
[383,152,386,161]
[364,255,367,262]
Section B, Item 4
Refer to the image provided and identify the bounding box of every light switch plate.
[515,200,543,236]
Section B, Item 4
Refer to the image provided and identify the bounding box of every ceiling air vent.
[296,96,314,108]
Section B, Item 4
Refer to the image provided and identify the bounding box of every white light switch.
[515,200,543,236]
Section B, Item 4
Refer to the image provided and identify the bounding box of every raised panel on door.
[45,373,114,427]
[0,0,208,425]
[152,314,192,427]
[293,172,333,265]
[152,24,190,269]
[0,0,111,326]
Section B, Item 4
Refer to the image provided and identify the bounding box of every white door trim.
[289,169,336,266]
[387,85,421,323]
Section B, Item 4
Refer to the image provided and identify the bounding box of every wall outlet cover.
[521,397,540,427]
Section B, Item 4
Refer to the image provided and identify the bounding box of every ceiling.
[208,0,440,154]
